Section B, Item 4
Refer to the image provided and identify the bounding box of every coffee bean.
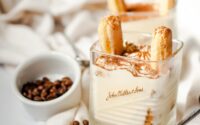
[50,86,56,93]
[54,80,60,85]
[28,89,32,94]
[33,96,42,101]
[62,77,70,81]
[27,94,32,99]
[61,83,67,91]
[44,81,52,89]
[32,88,39,96]
[22,82,36,92]
[42,77,49,82]
[58,88,65,95]
[46,95,52,100]
[41,89,47,98]
[38,85,43,90]
[36,80,42,84]
[72,121,79,125]
[83,120,89,125]
[46,95,54,100]
[22,92,27,97]
[62,77,73,86]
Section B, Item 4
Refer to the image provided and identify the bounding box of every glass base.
[90,106,177,125]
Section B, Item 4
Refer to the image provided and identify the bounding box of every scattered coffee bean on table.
[71,120,89,125]
[83,120,89,125]
[72,121,80,125]
[21,76,73,101]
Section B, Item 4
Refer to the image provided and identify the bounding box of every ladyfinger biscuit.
[108,0,126,13]
[151,26,172,69]
[98,15,124,55]
[159,0,176,16]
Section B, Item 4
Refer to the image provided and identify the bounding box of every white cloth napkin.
[176,0,200,120]
[46,107,78,125]
[0,0,200,124]
[0,0,102,124]
[0,24,50,66]
[0,0,103,65]
[46,102,89,125]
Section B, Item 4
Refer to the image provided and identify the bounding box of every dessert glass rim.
[90,32,183,63]
[115,2,176,18]
[118,7,175,18]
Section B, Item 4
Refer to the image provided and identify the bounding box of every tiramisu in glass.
[107,0,176,34]
[89,15,183,125]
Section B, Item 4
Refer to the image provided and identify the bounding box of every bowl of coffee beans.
[13,53,81,121]
[21,76,73,102]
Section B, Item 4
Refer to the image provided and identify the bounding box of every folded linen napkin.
[177,49,200,120]
[46,102,89,125]
[176,0,200,121]
[0,0,49,21]
[0,24,50,66]
[46,106,78,125]
[185,52,200,111]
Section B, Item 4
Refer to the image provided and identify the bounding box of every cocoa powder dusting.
[95,42,159,79]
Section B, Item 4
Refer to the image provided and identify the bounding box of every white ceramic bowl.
[13,53,81,121]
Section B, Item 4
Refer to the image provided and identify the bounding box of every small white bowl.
[13,53,81,121]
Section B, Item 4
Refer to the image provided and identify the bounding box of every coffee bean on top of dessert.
[21,76,73,101]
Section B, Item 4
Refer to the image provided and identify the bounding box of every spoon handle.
[177,108,200,125]
[64,34,90,68]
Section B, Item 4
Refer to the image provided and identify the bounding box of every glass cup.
[116,0,176,35]
[89,32,183,125]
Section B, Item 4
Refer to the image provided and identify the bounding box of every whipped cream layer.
[121,13,174,34]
